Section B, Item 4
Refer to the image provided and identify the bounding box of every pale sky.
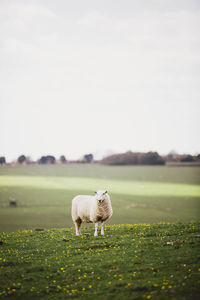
[0,0,200,161]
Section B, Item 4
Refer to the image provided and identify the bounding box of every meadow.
[0,164,200,299]
[0,222,200,299]
[0,164,200,232]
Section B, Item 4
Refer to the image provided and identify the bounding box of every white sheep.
[71,190,113,236]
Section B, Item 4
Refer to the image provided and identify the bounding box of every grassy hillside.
[0,164,200,184]
[0,164,200,232]
[0,222,199,299]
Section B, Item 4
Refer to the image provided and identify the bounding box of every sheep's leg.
[75,218,82,236]
[94,222,99,237]
[101,221,105,235]
[78,222,82,236]
[75,222,79,235]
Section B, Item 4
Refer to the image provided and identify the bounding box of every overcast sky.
[0,0,200,161]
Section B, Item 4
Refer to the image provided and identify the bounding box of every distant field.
[0,164,199,232]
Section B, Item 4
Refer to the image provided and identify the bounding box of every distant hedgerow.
[101,151,165,165]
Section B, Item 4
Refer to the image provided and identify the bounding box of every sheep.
[9,200,17,207]
[71,190,113,236]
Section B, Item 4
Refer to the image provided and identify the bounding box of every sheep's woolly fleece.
[71,191,113,236]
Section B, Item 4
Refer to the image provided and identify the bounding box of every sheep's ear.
[104,190,107,194]
[94,191,97,194]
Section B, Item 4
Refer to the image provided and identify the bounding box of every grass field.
[0,164,200,232]
[0,164,200,299]
[0,222,200,299]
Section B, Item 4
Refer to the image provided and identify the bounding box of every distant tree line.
[101,151,200,166]
[101,151,165,165]
[0,152,199,166]
[164,152,200,163]
[0,153,94,165]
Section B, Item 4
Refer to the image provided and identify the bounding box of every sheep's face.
[95,190,107,203]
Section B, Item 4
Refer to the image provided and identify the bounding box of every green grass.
[0,165,199,299]
[0,222,200,299]
[0,164,200,184]
[0,164,200,232]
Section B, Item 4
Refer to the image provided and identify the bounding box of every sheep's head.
[95,190,107,203]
